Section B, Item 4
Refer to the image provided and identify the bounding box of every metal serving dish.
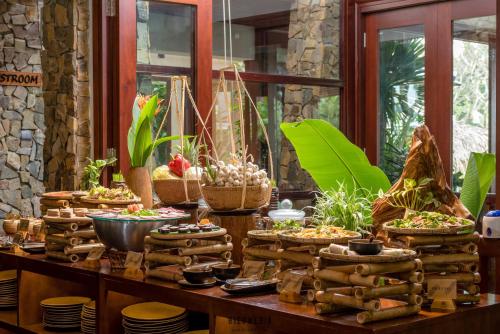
[88,213,190,252]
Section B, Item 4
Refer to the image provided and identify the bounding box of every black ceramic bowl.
[212,264,241,280]
[182,267,214,284]
[348,239,383,255]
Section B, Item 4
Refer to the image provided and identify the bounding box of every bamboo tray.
[382,221,475,235]
[319,248,417,263]
[278,230,361,245]
[80,197,141,205]
[150,228,227,240]
[43,215,93,224]
[247,230,280,242]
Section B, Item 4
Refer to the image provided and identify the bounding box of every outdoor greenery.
[379,37,424,183]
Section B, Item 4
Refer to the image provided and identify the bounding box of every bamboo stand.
[308,249,422,324]
[387,232,481,305]
[144,231,233,282]
[43,208,103,263]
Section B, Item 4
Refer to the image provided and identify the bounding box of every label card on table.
[124,251,144,279]
[428,279,457,312]
[18,219,30,233]
[278,270,305,304]
[82,246,106,269]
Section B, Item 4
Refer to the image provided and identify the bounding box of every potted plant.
[126,95,177,208]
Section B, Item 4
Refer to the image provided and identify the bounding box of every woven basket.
[202,185,271,211]
[154,179,202,205]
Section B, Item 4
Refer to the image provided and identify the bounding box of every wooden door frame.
[93,0,212,177]
[354,0,497,191]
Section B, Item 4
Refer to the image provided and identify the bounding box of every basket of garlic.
[201,161,272,211]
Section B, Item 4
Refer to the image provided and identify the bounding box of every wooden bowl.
[182,267,214,284]
[348,239,383,255]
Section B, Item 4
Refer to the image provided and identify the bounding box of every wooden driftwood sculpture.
[372,125,471,231]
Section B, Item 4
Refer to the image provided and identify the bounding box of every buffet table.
[0,251,499,334]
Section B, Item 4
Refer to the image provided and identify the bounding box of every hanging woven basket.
[154,179,202,205]
[202,185,271,211]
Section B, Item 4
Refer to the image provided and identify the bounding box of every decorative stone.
[22,112,37,130]
[8,178,20,190]
[33,129,44,144]
[9,4,26,15]
[11,14,28,25]
[13,86,28,101]
[6,152,20,170]
[0,123,5,137]
[55,4,69,27]
[19,171,30,183]
[21,185,32,199]
[9,120,21,137]
[28,53,41,64]
[6,136,20,151]
[27,160,40,177]
[14,38,26,52]
[0,96,10,109]
[0,203,11,214]
[17,147,32,155]
[4,33,14,46]
[0,180,8,190]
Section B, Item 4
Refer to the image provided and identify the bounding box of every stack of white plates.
[0,270,17,308]
[81,300,96,333]
[122,302,188,334]
[40,296,91,330]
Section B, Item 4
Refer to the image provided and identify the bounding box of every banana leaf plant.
[127,95,178,168]
[280,119,391,196]
[460,152,496,219]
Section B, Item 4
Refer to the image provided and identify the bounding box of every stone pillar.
[0,1,45,218]
[280,0,340,192]
[41,0,91,192]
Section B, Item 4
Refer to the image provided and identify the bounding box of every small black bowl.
[212,264,241,280]
[348,239,383,255]
[182,267,214,284]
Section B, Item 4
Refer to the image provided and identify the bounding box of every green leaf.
[128,98,142,159]
[280,119,391,195]
[151,135,181,153]
[132,117,153,167]
[460,152,496,219]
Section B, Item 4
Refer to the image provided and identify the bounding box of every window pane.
[212,0,341,79]
[212,81,340,191]
[136,1,195,167]
[452,16,496,191]
[378,25,425,182]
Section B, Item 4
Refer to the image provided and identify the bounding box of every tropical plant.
[81,157,117,190]
[379,38,425,182]
[379,177,441,212]
[173,136,203,165]
[280,119,391,196]
[127,95,178,168]
[310,182,374,235]
[112,172,125,183]
[459,152,496,219]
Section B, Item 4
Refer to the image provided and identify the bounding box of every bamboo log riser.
[45,243,65,252]
[314,269,380,288]
[242,238,276,248]
[314,303,352,315]
[177,243,233,256]
[45,235,79,246]
[355,260,422,276]
[315,292,380,311]
[145,253,193,266]
[46,251,79,263]
[354,283,423,300]
[419,253,479,265]
[356,305,421,324]
[387,271,424,284]
[64,243,104,255]
[146,268,183,282]
[386,294,423,306]
[144,236,192,248]
[394,233,479,248]
[46,223,79,232]
[424,272,481,284]
[243,247,313,265]
[313,279,345,291]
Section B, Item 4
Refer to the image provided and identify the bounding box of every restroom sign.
[0,70,42,87]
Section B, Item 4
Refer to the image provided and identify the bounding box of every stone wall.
[279,0,340,191]
[41,0,91,192]
[0,0,45,218]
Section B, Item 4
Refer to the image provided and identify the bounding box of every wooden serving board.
[319,248,417,263]
[41,191,76,200]
[150,228,227,240]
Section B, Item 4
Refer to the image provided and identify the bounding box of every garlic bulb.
[203,161,271,188]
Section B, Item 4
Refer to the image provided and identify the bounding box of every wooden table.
[1,251,500,334]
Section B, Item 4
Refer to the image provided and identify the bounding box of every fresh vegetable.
[81,157,117,190]
[284,226,359,239]
[272,219,302,231]
[310,182,374,235]
[120,208,157,217]
[87,186,136,201]
[168,154,191,177]
[112,172,125,182]
[174,136,204,165]
[379,178,441,212]
[128,95,178,168]
[391,211,474,229]
[202,160,270,190]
